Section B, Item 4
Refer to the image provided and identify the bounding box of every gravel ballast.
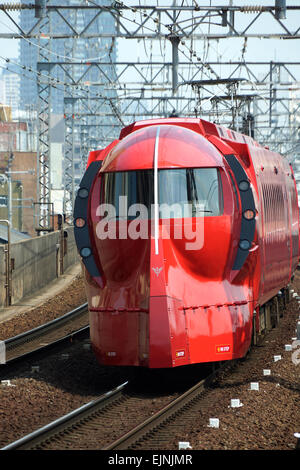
[0,274,87,341]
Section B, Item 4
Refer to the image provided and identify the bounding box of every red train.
[74,118,299,369]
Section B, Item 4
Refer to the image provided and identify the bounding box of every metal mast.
[36,0,53,233]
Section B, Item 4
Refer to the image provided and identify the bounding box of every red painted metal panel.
[101,124,224,173]
[86,139,119,169]
[90,310,148,367]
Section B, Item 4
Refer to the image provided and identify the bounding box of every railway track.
[104,368,222,450]
[1,381,129,450]
[2,303,89,365]
[1,297,298,450]
[1,364,227,450]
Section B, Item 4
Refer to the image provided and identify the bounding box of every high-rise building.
[0,68,20,117]
[289,87,300,196]
[18,0,120,199]
[19,0,118,114]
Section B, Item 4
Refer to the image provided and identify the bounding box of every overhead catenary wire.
[1,0,296,146]
[0,2,270,92]
[0,55,125,125]
[0,3,240,111]
[0,3,224,84]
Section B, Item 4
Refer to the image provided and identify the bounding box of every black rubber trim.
[225,154,256,270]
[73,160,102,278]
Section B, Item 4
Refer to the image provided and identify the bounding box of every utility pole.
[36,0,53,234]
[6,152,13,227]
[0,219,11,306]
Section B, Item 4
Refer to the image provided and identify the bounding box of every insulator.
[240,6,264,13]
[0,3,27,10]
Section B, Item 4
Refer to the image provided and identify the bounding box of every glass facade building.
[18,0,120,187]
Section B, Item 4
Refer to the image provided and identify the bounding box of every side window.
[192,168,222,216]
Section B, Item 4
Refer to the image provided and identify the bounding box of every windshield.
[99,168,223,219]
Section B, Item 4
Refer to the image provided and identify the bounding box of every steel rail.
[4,302,88,347]
[1,381,129,451]
[1,326,90,370]
[1,369,219,451]
[103,366,223,450]
[1,302,89,365]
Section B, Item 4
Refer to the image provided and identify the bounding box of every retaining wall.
[0,226,79,308]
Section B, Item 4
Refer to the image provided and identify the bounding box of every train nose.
[89,228,190,369]
[148,233,187,368]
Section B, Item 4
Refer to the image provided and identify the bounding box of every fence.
[0,226,79,308]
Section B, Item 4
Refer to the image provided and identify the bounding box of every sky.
[0,10,19,59]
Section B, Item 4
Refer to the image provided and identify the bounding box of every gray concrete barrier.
[0,226,80,308]
[0,245,6,307]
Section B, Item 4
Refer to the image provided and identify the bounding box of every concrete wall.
[0,226,79,308]
[63,226,79,271]
[0,244,6,307]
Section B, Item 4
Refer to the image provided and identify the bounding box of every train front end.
[74,121,256,368]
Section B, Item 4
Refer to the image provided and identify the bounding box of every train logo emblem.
[152,267,163,277]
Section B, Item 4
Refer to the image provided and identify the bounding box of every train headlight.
[80,247,92,258]
[78,188,89,199]
[75,217,86,228]
[238,180,250,191]
[243,209,255,220]
[239,239,251,250]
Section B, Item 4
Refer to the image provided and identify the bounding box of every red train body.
[74,118,299,369]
